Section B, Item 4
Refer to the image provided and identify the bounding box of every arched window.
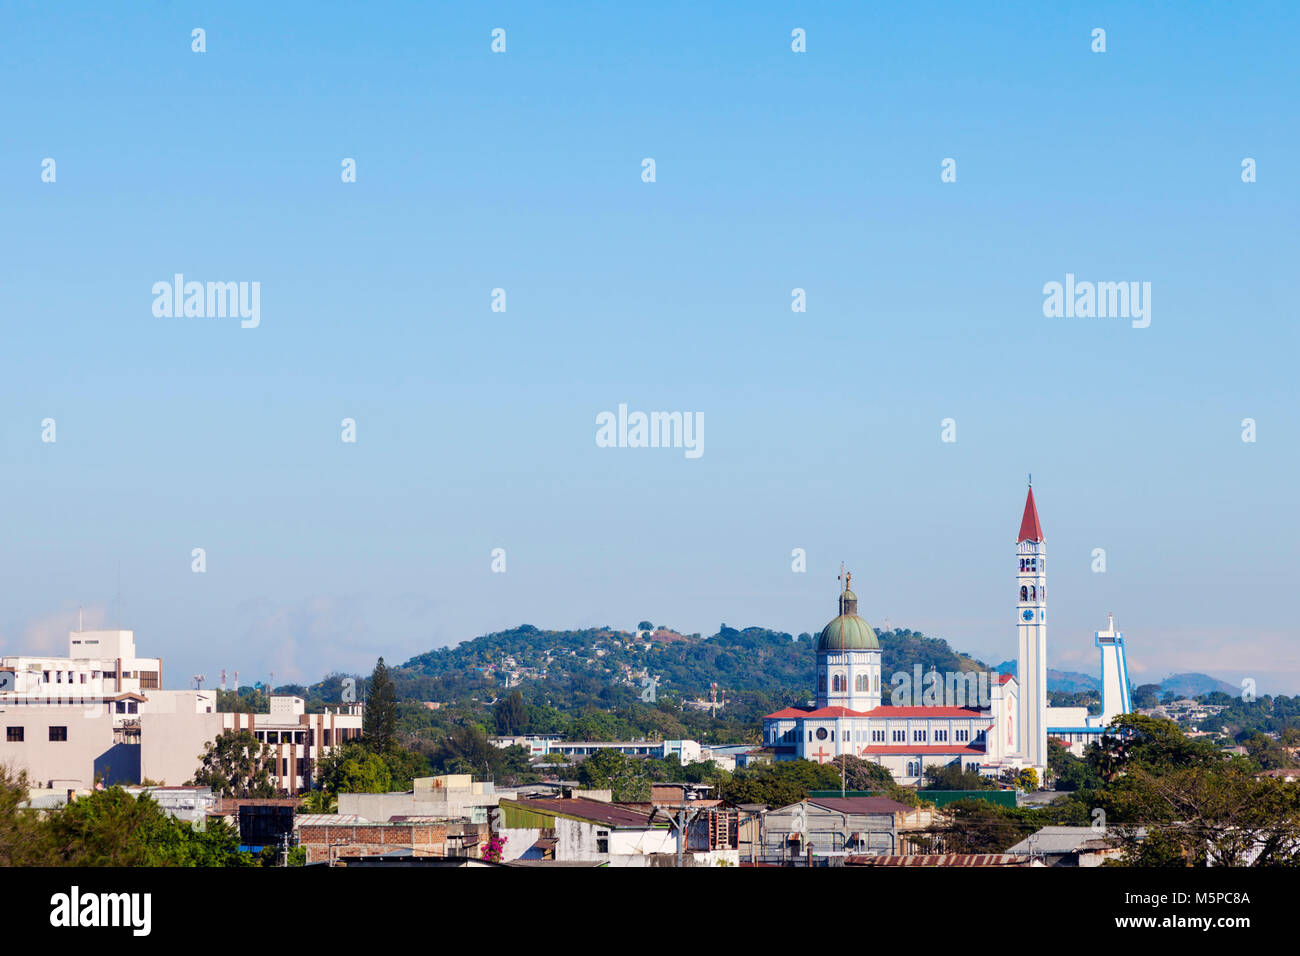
[1029,586,1036,601]
[832,674,844,693]
[856,674,868,692]
[1019,586,1028,601]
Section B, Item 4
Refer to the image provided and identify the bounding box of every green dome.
[817,613,879,652]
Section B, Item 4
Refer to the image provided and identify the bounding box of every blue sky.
[1,2,1297,693]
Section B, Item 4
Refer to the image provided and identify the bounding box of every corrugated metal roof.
[294,814,362,827]
[503,798,664,829]
[805,797,913,815]
[847,854,1027,867]
[1006,826,1138,856]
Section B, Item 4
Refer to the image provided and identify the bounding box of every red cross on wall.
[811,746,832,764]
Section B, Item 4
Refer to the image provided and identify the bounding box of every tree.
[189,731,276,798]
[0,764,49,865]
[931,799,1048,854]
[922,763,997,791]
[577,749,652,802]
[315,743,392,795]
[1132,684,1162,710]
[1049,740,1102,791]
[826,755,916,804]
[720,760,843,808]
[45,788,251,867]
[495,690,527,736]
[363,657,398,752]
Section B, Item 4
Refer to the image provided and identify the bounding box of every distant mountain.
[995,661,1240,700]
[996,661,1100,694]
[1158,672,1239,698]
[396,623,991,706]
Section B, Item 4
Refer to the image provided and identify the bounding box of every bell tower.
[1016,478,1047,773]
[816,567,881,712]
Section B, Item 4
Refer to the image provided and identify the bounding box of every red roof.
[998,673,1014,685]
[858,745,985,755]
[1018,485,1044,542]
[763,706,815,720]
[764,705,985,720]
[846,854,1026,867]
[862,706,985,718]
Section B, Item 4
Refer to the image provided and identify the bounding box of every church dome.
[817,614,879,652]
[817,575,879,652]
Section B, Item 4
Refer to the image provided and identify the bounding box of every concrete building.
[339,774,506,826]
[1006,826,1136,867]
[494,796,738,866]
[1,628,362,794]
[490,736,704,765]
[760,797,918,863]
[297,820,487,865]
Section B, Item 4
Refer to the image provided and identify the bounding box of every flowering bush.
[481,834,507,863]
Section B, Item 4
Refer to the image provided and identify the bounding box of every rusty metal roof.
[846,854,1027,866]
[504,797,665,829]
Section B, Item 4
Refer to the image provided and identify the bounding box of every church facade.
[761,483,1125,785]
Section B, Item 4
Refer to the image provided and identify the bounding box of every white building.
[1044,614,1133,755]
[0,628,361,794]
[761,482,1128,784]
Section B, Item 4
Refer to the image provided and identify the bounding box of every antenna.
[191,674,205,690]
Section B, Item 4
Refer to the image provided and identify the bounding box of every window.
[597,830,609,854]
[956,729,969,743]
[49,726,68,742]
[872,730,885,743]
[1019,586,1028,601]
[6,727,22,742]
[42,671,49,683]
[934,729,948,742]
[913,730,927,743]
[892,730,905,742]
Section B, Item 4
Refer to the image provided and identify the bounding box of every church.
[760,482,1133,785]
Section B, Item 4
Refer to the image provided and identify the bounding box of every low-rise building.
[493,796,735,865]
[1,628,362,794]
[1006,826,1136,866]
[760,797,920,862]
[297,820,486,865]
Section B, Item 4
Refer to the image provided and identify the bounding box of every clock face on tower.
[1021,609,1035,622]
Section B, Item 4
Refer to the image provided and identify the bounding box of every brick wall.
[298,824,449,864]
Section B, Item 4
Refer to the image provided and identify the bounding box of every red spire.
[1018,483,1044,542]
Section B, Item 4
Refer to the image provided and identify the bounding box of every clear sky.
[1,2,1296,693]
